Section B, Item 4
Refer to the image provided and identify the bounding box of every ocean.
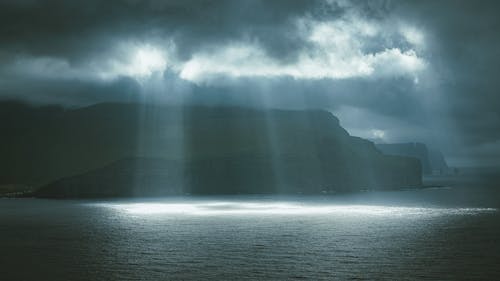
[1,187,499,280]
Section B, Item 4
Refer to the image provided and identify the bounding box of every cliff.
[376,143,449,175]
[0,102,422,198]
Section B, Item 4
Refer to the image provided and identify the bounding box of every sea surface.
[1,186,500,280]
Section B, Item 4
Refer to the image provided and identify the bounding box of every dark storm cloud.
[392,0,500,164]
[0,75,141,106]
[0,0,317,62]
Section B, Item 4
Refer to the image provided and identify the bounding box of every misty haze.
[1,1,499,280]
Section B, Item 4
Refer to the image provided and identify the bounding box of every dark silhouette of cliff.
[376,143,449,175]
[428,148,449,174]
[0,101,422,198]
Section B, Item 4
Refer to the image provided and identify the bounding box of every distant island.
[0,102,422,198]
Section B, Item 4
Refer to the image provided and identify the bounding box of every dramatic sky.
[0,0,499,167]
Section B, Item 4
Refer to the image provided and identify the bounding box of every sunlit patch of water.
[93,201,497,217]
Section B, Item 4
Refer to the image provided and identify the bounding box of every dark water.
[1,187,500,280]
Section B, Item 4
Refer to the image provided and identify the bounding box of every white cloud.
[179,45,280,82]
[179,17,427,83]
[9,56,80,80]
[6,43,172,82]
[371,129,386,140]
[400,25,425,47]
[106,44,169,79]
[5,18,427,85]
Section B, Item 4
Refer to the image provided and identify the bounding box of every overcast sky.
[0,0,499,167]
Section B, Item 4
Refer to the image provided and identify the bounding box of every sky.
[0,0,499,167]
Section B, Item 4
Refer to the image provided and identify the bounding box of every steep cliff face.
[376,143,449,175]
[0,102,421,198]
[35,158,185,198]
[376,143,431,174]
[428,148,449,174]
